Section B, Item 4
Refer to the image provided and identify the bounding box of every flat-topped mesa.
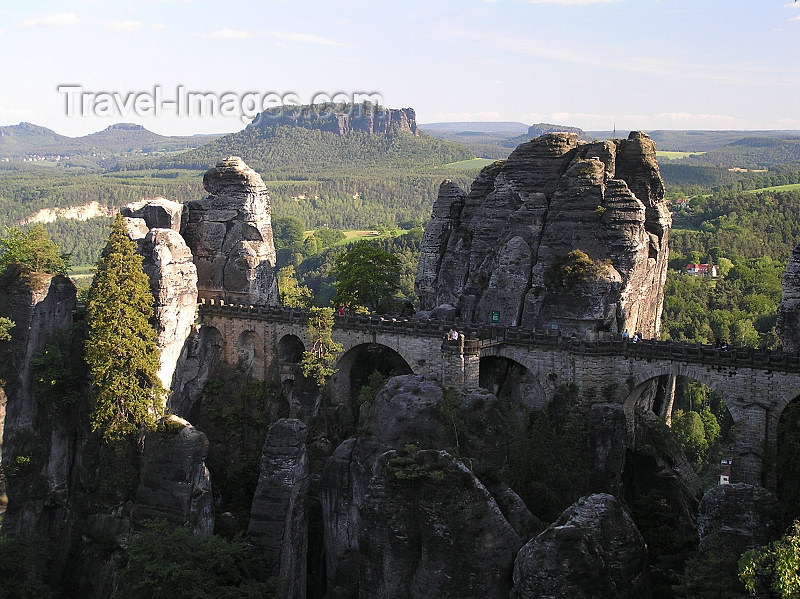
[181,156,278,305]
[247,103,418,136]
[416,132,671,339]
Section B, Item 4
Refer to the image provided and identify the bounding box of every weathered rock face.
[121,221,199,393]
[320,375,526,597]
[511,493,651,599]
[249,104,418,136]
[0,266,76,533]
[248,418,309,599]
[121,197,183,232]
[360,448,520,599]
[777,242,800,351]
[416,132,670,338]
[130,417,214,535]
[697,483,783,557]
[182,156,278,305]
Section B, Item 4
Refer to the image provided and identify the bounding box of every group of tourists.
[621,329,643,343]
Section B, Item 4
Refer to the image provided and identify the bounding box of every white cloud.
[0,28,4,36]
[205,28,255,39]
[444,28,800,87]
[792,14,800,21]
[150,23,168,30]
[269,31,345,47]
[106,20,143,31]
[21,12,82,28]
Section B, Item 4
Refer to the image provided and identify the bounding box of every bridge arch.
[278,334,305,363]
[479,355,547,411]
[236,330,264,379]
[627,364,743,422]
[329,342,413,433]
[478,344,557,403]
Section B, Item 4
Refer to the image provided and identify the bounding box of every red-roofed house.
[686,263,718,277]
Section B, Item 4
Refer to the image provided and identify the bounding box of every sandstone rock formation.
[511,493,651,599]
[320,375,525,597]
[248,418,309,599]
[182,156,278,305]
[130,416,214,535]
[360,448,520,599]
[697,483,783,557]
[0,266,77,534]
[416,132,670,338]
[121,197,183,232]
[249,104,418,136]
[121,220,198,393]
[777,242,800,351]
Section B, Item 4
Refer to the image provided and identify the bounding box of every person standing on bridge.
[622,329,630,340]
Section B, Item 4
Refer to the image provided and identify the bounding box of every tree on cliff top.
[86,214,164,441]
[0,224,69,275]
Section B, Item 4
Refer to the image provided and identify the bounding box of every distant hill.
[0,122,222,162]
[505,123,585,147]
[680,136,800,168]
[123,104,474,175]
[420,121,529,134]
[420,122,528,159]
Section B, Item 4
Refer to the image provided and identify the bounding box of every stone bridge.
[198,300,800,489]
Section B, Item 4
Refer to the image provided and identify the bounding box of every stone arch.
[329,342,413,436]
[479,355,547,411]
[626,363,741,422]
[478,345,556,401]
[236,329,264,379]
[278,334,305,363]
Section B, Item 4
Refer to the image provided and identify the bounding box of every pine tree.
[86,214,164,441]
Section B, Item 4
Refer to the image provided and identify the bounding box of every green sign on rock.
[491,310,500,323]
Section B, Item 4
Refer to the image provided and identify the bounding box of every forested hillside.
[118,126,473,175]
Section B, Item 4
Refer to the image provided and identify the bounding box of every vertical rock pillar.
[248,418,309,599]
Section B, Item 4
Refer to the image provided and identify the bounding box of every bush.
[114,521,277,599]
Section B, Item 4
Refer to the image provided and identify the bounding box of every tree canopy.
[332,240,401,312]
[0,223,69,274]
[114,520,276,599]
[301,307,343,387]
[0,317,14,341]
[86,214,164,441]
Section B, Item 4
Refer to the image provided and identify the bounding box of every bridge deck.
[198,300,800,373]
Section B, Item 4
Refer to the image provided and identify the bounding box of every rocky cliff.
[777,241,800,351]
[248,103,418,136]
[182,156,278,305]
[0,266,77,534]
[416,132,670,338]
[121,198,198,393]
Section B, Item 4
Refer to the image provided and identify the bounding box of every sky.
[0,0,798,137]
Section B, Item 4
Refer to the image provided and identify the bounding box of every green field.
[656,151,705,160]
[441,158,497,170]
[743,183,800,194]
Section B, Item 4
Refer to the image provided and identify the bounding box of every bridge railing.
[197,300,800,372]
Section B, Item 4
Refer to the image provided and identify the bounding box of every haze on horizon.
[0,0,797,138]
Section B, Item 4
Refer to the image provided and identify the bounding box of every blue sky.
[0,0,798,136]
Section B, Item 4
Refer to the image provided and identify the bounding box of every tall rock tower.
[182,156,279,305]
[416,132,670,339]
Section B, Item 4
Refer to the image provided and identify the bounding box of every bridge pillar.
[440,337,480,388]
[731,399,773,486]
